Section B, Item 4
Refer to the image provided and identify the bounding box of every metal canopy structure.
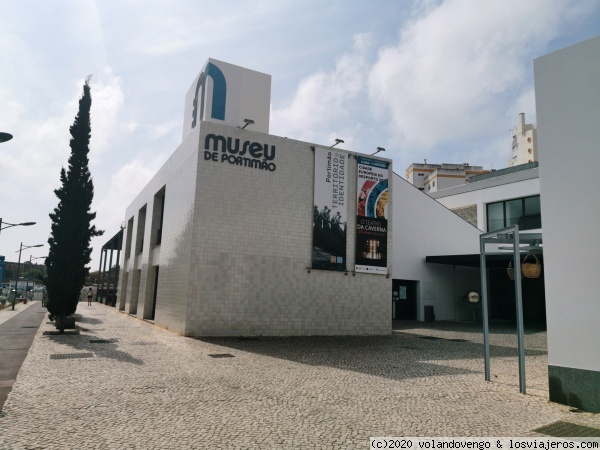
[96,228,124,307]
[425,253,544,268]
[479,225,543,395]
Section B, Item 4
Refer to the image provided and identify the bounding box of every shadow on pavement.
[394,320,547,335]
[44,325,144,366]
[196,322,546,382]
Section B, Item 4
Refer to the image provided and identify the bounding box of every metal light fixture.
[23,255,48,300]
[371,147,385,155]
[331,139,344,148]
[241,119,254,129]
[12,243,44,310]
[0,218,36,236]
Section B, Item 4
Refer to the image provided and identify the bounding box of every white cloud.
[96,157,164,224]
[90,70,126,154]
[270,33,372,146]
[90,156,165,263]
[368,0,592,149]
[511,88,537,125]
[126,0,290,55]
[149,116,182,141]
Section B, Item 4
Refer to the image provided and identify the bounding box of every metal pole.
[480,236,490,381]
[101,248,109,303]
[96,248,104,304]
[12,243,23,310]
[24,258,30,300]
[107,244,114,306]
[115,244,121,308]
[512,227,526,394]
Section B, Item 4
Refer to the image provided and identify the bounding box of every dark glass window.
[524,196,541,229]
[505,199,523,227]
[486,195,542,232]
[487,202,504,232]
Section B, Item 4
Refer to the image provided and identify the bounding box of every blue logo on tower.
[192,62,227,128]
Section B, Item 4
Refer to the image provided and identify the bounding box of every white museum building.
[115,35,600,411]
[116,58,481,338]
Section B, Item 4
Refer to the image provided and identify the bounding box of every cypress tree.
[46,77,103,332]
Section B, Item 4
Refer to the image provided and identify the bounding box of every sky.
[1,0,599,272]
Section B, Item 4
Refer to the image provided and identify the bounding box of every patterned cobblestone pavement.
[0,302,598,449]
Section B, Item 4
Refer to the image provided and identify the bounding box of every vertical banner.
[312,147,348,271]
[355,156,389,274]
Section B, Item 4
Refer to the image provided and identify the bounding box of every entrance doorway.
[488,267,546,326]
[392,279,418,320]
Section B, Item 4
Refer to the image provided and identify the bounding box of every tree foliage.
[22,267,45,283]
[46,78,103,330]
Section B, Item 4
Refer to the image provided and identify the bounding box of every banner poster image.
[312,147,348,271]
[355,156,389,274]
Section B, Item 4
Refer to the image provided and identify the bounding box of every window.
[153,187,166,246]
[486,195,541,232]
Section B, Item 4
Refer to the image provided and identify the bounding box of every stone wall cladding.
[186,122,391,336]
[451,204,477,227]
[120,122,391,337]
[119,128,200,335]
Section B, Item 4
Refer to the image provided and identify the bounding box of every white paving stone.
[0,302,598,449]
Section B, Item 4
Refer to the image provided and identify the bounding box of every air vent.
[534,421,600,437]
[50,353,94,360]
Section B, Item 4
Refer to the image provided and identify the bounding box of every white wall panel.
[534,36,600,372]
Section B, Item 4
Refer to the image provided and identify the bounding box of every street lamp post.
[24,255,47,300]
[0,218,36,236]
[12,243,44,310]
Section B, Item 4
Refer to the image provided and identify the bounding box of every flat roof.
[431,164,539,199]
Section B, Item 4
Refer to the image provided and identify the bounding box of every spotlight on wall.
[241,119,255,129]
[331,139,344,148]
[371,147,386,155]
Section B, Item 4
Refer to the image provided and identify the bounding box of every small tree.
[22,267,45,283]
[46,77,103,331]
[86,270,100,285]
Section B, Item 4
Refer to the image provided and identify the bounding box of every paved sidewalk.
[0,301,46,411]
[0,299,37,326]
[0,303,598,449]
